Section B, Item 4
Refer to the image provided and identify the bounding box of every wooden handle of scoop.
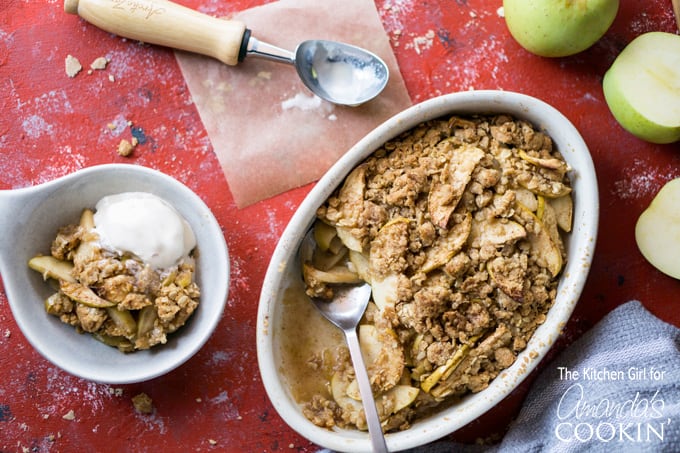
[673,0,680,32]
[64,0,248,65]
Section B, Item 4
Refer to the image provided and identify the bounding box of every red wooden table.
[1,0,679,451]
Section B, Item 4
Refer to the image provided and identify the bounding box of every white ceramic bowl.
[0,164,230,384]
[257,91,599,451]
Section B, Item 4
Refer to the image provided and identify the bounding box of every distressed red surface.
[1,0,679,451]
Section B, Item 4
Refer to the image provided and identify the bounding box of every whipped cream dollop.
[93,192,196,269]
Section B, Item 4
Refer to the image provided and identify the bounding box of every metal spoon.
[310,283,388,452]
[300,231,388,453]
[64,0,389,106]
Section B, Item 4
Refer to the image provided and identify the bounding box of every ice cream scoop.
[64,0,389,106]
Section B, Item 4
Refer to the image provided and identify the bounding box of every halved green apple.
[603,32,680,144]
[635,178,680,279]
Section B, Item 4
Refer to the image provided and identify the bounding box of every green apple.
[503,0,619,57]
[603,32,680,144]
[635,179,680,279]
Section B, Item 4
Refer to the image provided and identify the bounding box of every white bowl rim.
[257,90,599,451]
[0,163,230,384]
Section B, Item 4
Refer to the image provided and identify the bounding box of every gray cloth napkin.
[415,300,680,453]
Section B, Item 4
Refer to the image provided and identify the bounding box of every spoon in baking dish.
[311,284,388,452]
[63,0,389,106]
[300,230,388,452]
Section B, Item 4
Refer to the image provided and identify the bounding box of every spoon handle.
[64,0,248,65]
[344,328,389,453]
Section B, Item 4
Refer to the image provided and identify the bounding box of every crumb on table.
[65,55,82,78]
[132,393,154,414]
[117,137,138,157]
[90,56,108,70]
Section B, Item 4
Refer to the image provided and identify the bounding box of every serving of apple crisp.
[299,114,573,431]
[28,194,200,352]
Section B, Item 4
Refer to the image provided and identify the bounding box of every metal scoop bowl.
[64,0,389,106]
[248,38,389,106]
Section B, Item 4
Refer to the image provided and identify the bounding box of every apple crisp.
[301,114,573,431]
[29,209,200,352]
